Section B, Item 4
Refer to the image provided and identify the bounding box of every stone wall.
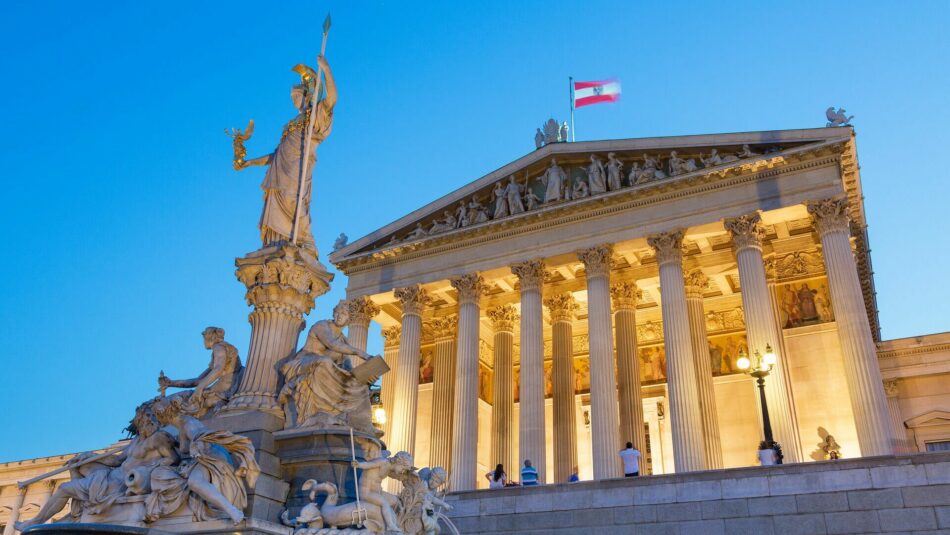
[444,452,950,534]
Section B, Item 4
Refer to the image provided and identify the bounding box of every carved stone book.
[351,356,390,384]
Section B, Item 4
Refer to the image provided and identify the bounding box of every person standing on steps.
[521,460,539,486]
[619,442,641,477]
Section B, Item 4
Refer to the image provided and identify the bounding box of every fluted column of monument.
[381,326,400,441]
[389,285,430,457]
[544,293,579,483]
[487,305,518,475]
[510,259,547,482]
[448,274,486,491]
[883,379,911,453]
[763,255,798,423]
[611,281,647,455]
[724,213,803,463]
[429,315,458,472]
[647,230,707,472]
[807,198,894,456]
[346,296,380,352]
[684,270,724,469]
[578,244,622,479]
[228,248,332,416]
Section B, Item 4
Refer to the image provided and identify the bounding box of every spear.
[290,12,332,245]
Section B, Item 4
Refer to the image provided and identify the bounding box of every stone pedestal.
[648,231,707,473]
[226,244,332,416]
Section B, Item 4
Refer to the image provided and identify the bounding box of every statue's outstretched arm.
[354,457,388,470]
[240,154,274,169]
[163,366,209,389]
[317,56,337,109]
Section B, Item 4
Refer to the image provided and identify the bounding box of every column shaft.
[725,214,802,462]
[346,296,380,352]
[648,231,707,472]
[381,327,400,442]
[429,316,458,471]
[612,282,646,454]
[884,380,911,453]
[685,271,723,469]
[511,260,547,483]
[449,274,485,491]
[389,286,429,457]
[545,294,579,482]
[808,199,893,456]
[579,245,622,479]
[488,306,518,476]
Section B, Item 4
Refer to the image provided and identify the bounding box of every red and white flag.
[573,79,621,108]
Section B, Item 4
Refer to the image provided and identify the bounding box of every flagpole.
[569,76,575,142]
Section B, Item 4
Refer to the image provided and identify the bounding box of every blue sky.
[1,1,947,461]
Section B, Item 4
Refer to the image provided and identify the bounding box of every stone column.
[647,230,707,472]
[429,316,458,471]
[578,245,623,479]
[389,285,430,457]
[346,296,380,352]
[544,293,579,483]
[227,247,331,416]
[510,259,547,482]
[684,270,724,469]
[725,213,803,463]
[807,198,894,456]
[487,305,518,475]
[611,282,647,455]
[381,326,400,441]
[884,379,911,453]
[449,274,486,491]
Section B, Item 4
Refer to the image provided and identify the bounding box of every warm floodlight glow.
[736,349,751,371]
[763,344,777,367]
[374,407,387,425]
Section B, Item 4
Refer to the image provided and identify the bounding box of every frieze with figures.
[777,276,835,329]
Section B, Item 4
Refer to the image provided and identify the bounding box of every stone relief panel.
[777,276,835,329]
[419,348,434,384]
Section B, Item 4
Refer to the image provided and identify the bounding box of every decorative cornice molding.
[610,281,641,311]
[807,197,851,237]
[544,293,579,323]
[878,342,950,360]
[450,273,487,304]
[766,249,825,283]
[510,259,547,292]
[577,244,614,279]
[647,230,685,266]
[724,212,764,252]
[382,326,401,346]
[394,284,431,317]
[684,269,710,299]
[346,295,380,326]
[429,315,458,340]
[487,305,518,332]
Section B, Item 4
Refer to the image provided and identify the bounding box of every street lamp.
[736,344,784,465]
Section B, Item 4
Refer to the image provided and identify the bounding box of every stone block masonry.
[444,452,950,534]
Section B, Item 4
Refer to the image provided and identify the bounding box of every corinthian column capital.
[684,269,710,299]
[450,273,487,304]
[807,198,851,237]
[647,230,685,266]
[395,284,431,317]
[430,315,458,340]
[578,244,614,279]
[724,212,764,251]
[346,295,380,326]
[544,293,579,323]
[510,259,547,291]
[382,326,401,346]
[487,305,519,332]
[610,281,641,310]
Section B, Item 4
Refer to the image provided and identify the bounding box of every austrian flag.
[573,79,621,108]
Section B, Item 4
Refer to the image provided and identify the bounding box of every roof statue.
[825,106,854,127]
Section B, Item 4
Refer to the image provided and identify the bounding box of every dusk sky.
[1,1,948,461]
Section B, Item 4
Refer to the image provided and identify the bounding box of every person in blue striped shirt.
[521,460,539,486]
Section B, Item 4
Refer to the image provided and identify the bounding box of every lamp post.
[736,344,784,465]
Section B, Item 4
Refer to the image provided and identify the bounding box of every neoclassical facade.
[328,127,950,490]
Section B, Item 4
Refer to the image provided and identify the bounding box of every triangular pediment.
[329,127,853,267]
[906,410,950,429]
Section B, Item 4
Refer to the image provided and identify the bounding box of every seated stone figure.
[17,402,178,530]
[278,301,384,435]
[145,395,260,524]
[158,326,242,418]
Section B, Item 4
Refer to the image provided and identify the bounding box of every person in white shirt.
[619,442,641,477]
[485,463,507,489]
